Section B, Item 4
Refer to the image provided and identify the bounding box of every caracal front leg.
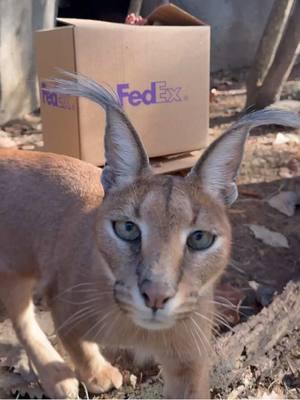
[0,275,79,399]
[56,333,123,394]
[158,352,210,399]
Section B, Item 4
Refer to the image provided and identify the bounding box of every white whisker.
[190,317,210,357]
[83,308,118,341]
[58,294,112,306]
[56,307,100,335]
[194,312,220,337]
[92,309,119,342]
[208,312,235,332]
[53,282,98,299]
[186,319,202,358]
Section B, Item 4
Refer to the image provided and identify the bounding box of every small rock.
[36,140,44,148]
[256,390,283,400]
[268,191,300,217]
[0,129,10,138]
[274,133,289,145]
[279,167,293,178]
[248,280,276,307]
[247,224,289,248]
[129,374,137,388]
[21,145,35,151]
[228,385,245,400]
[274,132,300,145]
[282,373,300,389]
[0,137,17,149]
[35,123,42,131]
[286,133,300,144]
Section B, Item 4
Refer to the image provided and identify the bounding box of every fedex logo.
[41,82,74,110]
[116,81,184,107]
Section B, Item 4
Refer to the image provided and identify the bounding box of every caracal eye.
[113,221,141,241]
[186,230,215,251]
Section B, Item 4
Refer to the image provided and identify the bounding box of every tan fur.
[3,75,300,398]
[0,148,231,399]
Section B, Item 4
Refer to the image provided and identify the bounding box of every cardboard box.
[35,4,210,170]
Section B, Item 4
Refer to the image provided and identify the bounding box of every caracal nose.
[140,280,175,311]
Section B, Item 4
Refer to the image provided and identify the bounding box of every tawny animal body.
[0,149,224,398]
[1,72,300,399]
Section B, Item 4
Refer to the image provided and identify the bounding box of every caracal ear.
[51,71,152,192]
[187,109,300,205]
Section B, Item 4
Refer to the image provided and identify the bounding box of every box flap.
[151,150,203,174]
[56,18,77,27]
[147,3,205,26]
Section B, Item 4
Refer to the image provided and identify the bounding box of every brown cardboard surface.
[35,27,80,159]
[71,19,210,164]
[147,3,204,26]
[151,150,203,174]
[36,5,210,171]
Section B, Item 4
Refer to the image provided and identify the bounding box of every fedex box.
[35,4,210,168]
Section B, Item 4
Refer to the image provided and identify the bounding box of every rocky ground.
[0,67,300,399]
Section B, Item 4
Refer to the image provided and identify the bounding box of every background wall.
[142,0,275,72]
[0,0,57,124]
[0,0,278,123]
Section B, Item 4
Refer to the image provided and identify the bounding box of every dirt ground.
[0,67,299,399]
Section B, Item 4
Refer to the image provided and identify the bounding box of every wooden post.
[251,0,300,109]
[246,0,294,108]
